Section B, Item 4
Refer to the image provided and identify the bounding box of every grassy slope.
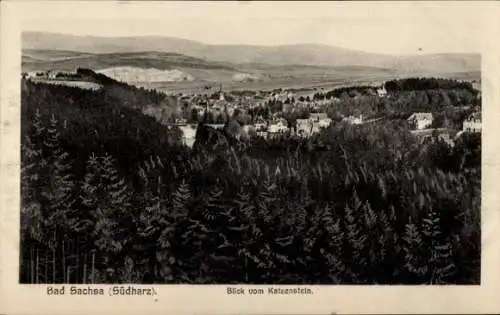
[22,50,235,71]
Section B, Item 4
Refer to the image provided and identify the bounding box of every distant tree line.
[312,77,478,103]
[230,90,258,98]
[384,78,477,94]
[323,90,478,121]
[313,85,377,100]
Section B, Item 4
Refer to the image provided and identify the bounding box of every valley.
[22,32,480,96]
[22,48,480,96]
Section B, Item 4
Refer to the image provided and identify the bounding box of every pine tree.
[421,208,457,283]
[344,191,368,282]
[206,190,248,283]
[135,187,163,283]
[362,201,379,282]
[20,135,45,243]
[29,108,45,146]
[254,180,277,225]
[321,204,346,283]
[21,109,46,245]
[34,115,77,283]
[20,132,45,283]
[20,108,47,284]
[233,186,257,282]
[172,180,192,219]
[376,206,399,281]
[80,153,133,282]
[402,219,428,283]
[156,180,191,283]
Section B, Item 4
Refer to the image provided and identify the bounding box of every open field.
[139,78,388,95]
[29,78,102,90]
[137,71,481,95]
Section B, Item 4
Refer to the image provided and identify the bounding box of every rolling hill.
[23,32,480,73]
[22,32,481,92]
[22,50,236,72]
[22,50,269,84]
[22,49,402,85]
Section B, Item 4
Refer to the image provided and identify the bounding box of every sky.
[11,1,496,55]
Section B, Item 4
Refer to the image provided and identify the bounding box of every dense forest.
[384,78,477,93]
[20,76,481,284]
[313,85,377,99]
[313,78,477,100]
[312,78,479,121]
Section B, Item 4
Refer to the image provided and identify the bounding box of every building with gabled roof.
[296,119,318,137]
[407,112,433,130]
[310,113,329,121]
[377,85,387,97]
[267,119,288,134]
[462,112,481,133]
[342,114,364,125]
[253,116,268,131]
[178,124,197,148]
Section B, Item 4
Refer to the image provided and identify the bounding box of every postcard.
[1,1,499,314]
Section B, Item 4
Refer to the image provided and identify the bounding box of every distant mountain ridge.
[22,50,235,71]
[23,32,480,73]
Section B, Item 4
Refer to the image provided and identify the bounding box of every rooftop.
[407,112,433,121]
[466,112,481,121]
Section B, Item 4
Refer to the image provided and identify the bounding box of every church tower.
[219,84,225,101]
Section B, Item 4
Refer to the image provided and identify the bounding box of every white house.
[318,118,332,128]
[205,124,225,130]
[311,113,333,129]
[47,70,58,79]
[462,112,481,133]
[471,81,481,92]
[242,125,256,137]
[302,113,332,132]
[25,71,38,78]
[296,119,312,137]
[407,112,433,130]
[254,116,268,131]
[309,113,328,121]
[175,118,188,125]
[295,119,321,137]
[377,85,387,97]
[178,124,197,148]
[268,119,288,134]
[343,114,364,125]
[226,106,235,117]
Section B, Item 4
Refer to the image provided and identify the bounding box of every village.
[23,69,481,149]
[170,84,481,148]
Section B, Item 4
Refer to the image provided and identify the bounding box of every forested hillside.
[21,73,185,170]
[20,78,481,284]
[312,78,479,123]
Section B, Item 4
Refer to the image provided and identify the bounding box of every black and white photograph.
[14,1,485,287]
